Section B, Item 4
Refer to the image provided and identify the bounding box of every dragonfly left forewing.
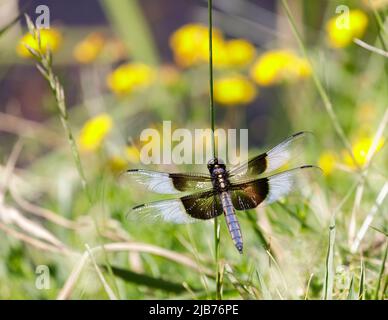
[230,165,320,210]
[125,169,213,194]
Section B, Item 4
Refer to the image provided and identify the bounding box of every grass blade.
[323,218,336,300]
[374,240,388,299]
[359,260,365,300]
[347,275,356,300]
[0,1,32,37]
[246,210,272,253]
[224,263,255,300]
[256,270,272,300]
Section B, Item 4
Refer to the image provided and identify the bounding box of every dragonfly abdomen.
[220,191,243,253]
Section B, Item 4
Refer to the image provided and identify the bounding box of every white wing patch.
[265,165,317,204]
[266,132,306,173]
[266,171,294,204]
[129,199,198,224]
[126,170,178,194]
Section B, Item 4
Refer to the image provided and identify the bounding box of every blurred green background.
[0,0,387,299]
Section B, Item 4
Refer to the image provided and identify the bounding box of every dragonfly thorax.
[208,158,230,192]
[207,158,226,172]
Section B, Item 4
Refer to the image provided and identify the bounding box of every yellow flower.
[225,39,256,67]
[17,28,62,58]
[326,9,368,48]
[343,136,385,168]
[79,114,113,152]
[170,24,257,69]
[318,151,337,176]
[169,23,226,68]
[214,74,257,106]
[107,63,155,95]
[250,50,311,86]
[73,32,105,64]
[125,146,140,164]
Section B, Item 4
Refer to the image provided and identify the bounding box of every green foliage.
[0,0,386,300]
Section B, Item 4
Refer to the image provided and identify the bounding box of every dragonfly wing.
[229,131,310,182]
[124,169,213,194]
[230,165,320,210]
[128,189,223,224]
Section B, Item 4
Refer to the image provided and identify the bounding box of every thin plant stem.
[208,0,216,157]
[323,218,336,300]
[369,1,388,78]
[353,38,388,58]
[208,0,222,300]
[375,240,388,299]
[369,0,388,37]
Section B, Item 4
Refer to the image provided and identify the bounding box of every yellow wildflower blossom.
[326,9,368,48]
[73,32,105,64]
[343,136,384,168]
[107,63,155,95]
[250,50,311,86]
[225,39,256,67]
[79,114,113,152]
[17,28,62,58]
[318,151,337,176]
[169,23,226,68]
[170,24,257,69]
[214,74,257,106]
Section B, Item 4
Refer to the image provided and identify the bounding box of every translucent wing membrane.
[228,131,311,182]
[125,169,212,194]
[128,189,223,224]
[230,165,320,210]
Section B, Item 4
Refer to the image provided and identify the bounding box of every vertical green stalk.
[208,0,216,157]
[208,0,222,300]
[369,0,388,78]
[359,260,366,300]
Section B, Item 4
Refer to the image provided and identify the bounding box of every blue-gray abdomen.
[220,191,243,253]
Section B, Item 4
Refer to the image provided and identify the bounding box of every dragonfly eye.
[207,158,218,169]
[207,158,226,170]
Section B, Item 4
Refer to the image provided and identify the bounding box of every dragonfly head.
[207,158,226,172]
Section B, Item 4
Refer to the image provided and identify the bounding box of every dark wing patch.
[125,169,212,194]
[230,165,320,210]
[229,179,269,210]
[228,132,309,181]
[128,189,222,223]
[181,190,223,220]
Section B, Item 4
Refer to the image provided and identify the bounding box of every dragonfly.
[126,132,319,254]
